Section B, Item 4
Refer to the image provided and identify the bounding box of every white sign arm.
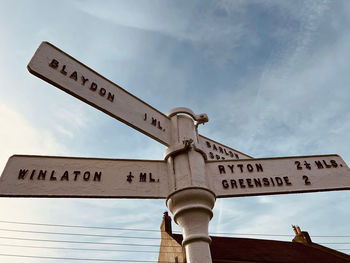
[206,154,350,198]
[198,134,253,161]
[27,42,170,146]
[0,155,169,198]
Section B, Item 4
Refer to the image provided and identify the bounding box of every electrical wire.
[0,253,180,263]
[0,220,350,239]
[2,219,350,238]
[0,236,182,248]
[0,243,181,254]
[0,219,161,233]
[0,227,162,240]
[320,243,350,245]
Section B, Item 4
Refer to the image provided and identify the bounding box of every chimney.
[160,211,172,234]
[292,225,312,245]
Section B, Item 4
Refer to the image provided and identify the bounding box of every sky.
[1,0,350,262]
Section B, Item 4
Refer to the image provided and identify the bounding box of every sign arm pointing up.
[27,41,252,160]
[27,41,171,146]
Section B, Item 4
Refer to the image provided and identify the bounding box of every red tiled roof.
[171,234,350,263]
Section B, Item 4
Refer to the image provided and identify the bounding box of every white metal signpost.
[1,41,350,263]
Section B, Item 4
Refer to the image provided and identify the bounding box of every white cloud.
[0,102,66,172]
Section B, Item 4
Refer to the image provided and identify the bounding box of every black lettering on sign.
[145,115,165,132]
[127,172,134,183]
[69,71,78,81]
[303,175,311,185]
[263,178,270,186]
[238,179,245,188]
[49,59,59,69]
[151,118,157,126]
[230,179,237,188]
[149,173,156,182]
[283,176,292,185]
[218,165,225,174]
[315,160,323,169]
[275,177,283,186]
[61,171,69,181]
[330,160,338,168]
[246,178,253,188]
[222,180,229,189]
[255,164,261,172]
[48,59,116,103]
[30,170,36,180]
[38,170,47,180]
[315,159,341,169]
[94,172,102,181]
[295,161,302,170]
[323,160,332,168]
[228,164,234,173]
[218,163,263,174]
[17,169,101,182]
[99,88,106,97]
[60,65,67,75]
[90,82,97,91]
[157,121,162,130]
[222,176,293,190]
[303,161,311,170]
[254,178,262,187]
[247,164,253,172]
[107,92,114,103]
[83,171,90,181]
[50,170,57,181]
[205,141,239,160]
[18,169,28,180]
[139,173,146,182]
[81,76,89,86]
[73,171,80,181]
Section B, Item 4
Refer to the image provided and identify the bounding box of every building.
[158,212,350,263]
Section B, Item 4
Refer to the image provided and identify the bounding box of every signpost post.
[1,41,350,263]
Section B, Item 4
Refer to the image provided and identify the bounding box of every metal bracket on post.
[164,138,208,161]
[165,107,208,161]
[166,107,209,126]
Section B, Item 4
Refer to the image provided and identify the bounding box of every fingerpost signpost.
[1,42,350,263]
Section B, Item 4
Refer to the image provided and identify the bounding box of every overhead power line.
[0,236,179,248]
[0,220,161,233]
[1,219,350,238]
[320,242,350,245]
[0,253,179,263]
[0,243,181,254]
[0,227,162,240]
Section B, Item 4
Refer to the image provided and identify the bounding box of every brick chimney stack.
[161,211,172,234]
